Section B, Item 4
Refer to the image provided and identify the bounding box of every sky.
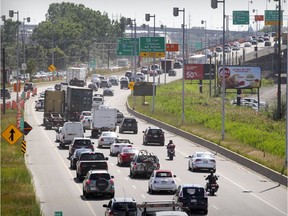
[1,0,288,31]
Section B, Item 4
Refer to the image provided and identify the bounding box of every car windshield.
[115,139,130,143]
[137,155,158,163]
[90,173,110,180]
[74,140,91,146]
[196,153,213,158]
[75,150,91,157]
[80,153,105,160]
[155,172,172,178]
[148,129,162,135]
[112,202,137,211]
[183,187,205,198]
[123,148,137,153]
[124,119,136,123]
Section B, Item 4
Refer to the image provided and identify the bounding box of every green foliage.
[129,80,286,173]
[1,111,42,215]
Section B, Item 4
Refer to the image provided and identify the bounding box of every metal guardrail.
[126,102,288,187]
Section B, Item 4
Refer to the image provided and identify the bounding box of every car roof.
[111,197,136,202]
[73,137,91,141]
[89,170,109,174]
[180,184,205,188]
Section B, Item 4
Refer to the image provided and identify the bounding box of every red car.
[117,147,139,166]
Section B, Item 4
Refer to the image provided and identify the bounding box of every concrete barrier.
[126,102,288,187]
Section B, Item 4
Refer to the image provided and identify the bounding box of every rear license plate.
[154,135,158,138]
[191,199,197,203]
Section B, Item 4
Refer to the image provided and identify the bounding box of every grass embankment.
[1,110,42,216]
[128,79,287,175]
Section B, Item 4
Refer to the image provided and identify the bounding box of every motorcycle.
[166,144,175,160]
[205,175,219,196]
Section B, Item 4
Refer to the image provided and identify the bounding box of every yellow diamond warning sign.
[1,124,23,145]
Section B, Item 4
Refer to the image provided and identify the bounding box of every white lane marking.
[132,185,136,189]
[141,194,146,199]
[31,102,97,216]
[125,177,129,181]
[213,205,219,210]
[117,169,121,173]
[218,172,287,215]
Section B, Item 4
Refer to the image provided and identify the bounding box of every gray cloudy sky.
[1,0,287,31]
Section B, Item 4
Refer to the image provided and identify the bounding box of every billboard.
[218,66,262,89]
[133,82,155,96]
[184,64,215,80]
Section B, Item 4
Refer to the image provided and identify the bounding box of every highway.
[22,71,287,216]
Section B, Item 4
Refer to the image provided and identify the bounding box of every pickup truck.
[76,152,108,181]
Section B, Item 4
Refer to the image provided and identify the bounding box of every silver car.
[188,152,216,172]
[97,131,118,148]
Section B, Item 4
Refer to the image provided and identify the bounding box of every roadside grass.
[1,110,42,216]
[128,79,287,175]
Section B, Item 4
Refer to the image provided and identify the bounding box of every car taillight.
[133,163,137,167]
[100,138,104,141]
[115,145,119,147]
[109,179,114,185]
[210,159,216,163]
[86,180,90,185]
[195,159,202,162]
[157,163,160,169]
[108,211,113,216]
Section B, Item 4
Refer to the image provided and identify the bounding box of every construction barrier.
[12,100,17,110]
[0,101,12,110]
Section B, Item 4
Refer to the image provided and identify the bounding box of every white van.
[59,122,84,148]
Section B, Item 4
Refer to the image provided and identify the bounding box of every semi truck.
[66,67,87,87]
[161,59,173,73]
[90,106,117,138]
[43,90,66,130]
[66,86,93,121]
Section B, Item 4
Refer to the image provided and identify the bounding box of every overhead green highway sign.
[233,11,249,25]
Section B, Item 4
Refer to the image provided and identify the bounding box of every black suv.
[173,184,208,215]
[24,82,35,92]
[119,117,138,134]
[142,126,165,146]
[120,79,129,89]
[103,197,137,216]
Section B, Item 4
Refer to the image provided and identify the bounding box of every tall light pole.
[173,7,185,122]
[161,24,167,84]
[248,1,253,34]
[201,20,207,62]
[22,17,30,81]
[211,0,226,141]
[127,18,137,81]
[145,13,156,113]
[9,10,20,104]
[252,9,258,36]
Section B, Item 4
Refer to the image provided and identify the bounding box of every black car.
[103,88,114,96]
[168,69,177,76]
[100,80,112,88]
[88,83,98,91]
[173,184,208,215]
[142,126,165,146]
[0,89,11,99]
[125,71,133,81]
[70,149,93,169]
[119,117,138,134]
[54,83,62,91]
[103,197,137,216]
[120,79,129,89]
[24,82,35,92]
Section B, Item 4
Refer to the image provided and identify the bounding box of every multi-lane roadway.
[22,70,287,216]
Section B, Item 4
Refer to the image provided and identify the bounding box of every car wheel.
[110,192,115,198]
[203,210,208,215]
[84,191,89,199]
[134,130,138,134]
[188,162,191,171]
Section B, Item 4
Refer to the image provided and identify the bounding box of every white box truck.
[90,107,117,138]
[66,67,87,87]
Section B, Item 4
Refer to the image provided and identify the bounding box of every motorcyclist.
[205,170,218,191]
[166,140,175,157]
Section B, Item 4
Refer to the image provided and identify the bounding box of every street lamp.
[145,13,156,113]
[252,9,258,36]
[211,0,226,141]
[248,1,253,34]
[22,17,30,81]
[160,24,167,84]
[9,10,20,104]
[127,18,137,81]
[173,7,185,122]
[142,23,150,36]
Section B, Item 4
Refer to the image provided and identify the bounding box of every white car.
[81,116,92,129]
[97,131,118,148]
[79,111,91,121]
[109,138,133,156]
[148,170,177,194]
[188,151,216,172]
[92,96,104,108]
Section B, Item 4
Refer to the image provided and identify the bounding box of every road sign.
[128,81,135,90]
[1,124,23,145]
[48,64,56,72]
[166,44,179,52]
[21,140,26,154]
[139,52,165,58]
[21,63,27,70]
[140,37,165,58]
[117,38,139,56]
[255,15,264,21]
[233,11,249,25]
[265,10,283,26]
[22,121,33,136]
[54,211,63,216]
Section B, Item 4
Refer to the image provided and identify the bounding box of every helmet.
[210,170,215,174]
[169,140,173,144]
